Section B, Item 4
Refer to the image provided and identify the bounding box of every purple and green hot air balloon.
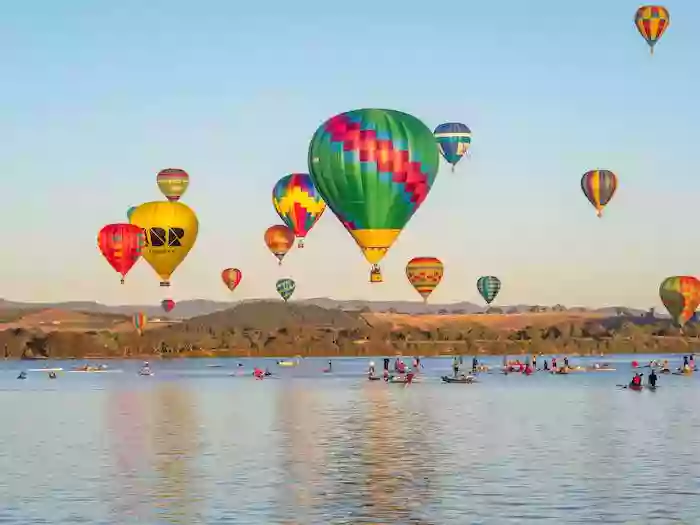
[434,122,471,171]
[308,109,439,283]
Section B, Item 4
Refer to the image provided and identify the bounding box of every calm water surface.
[1,355,700,524]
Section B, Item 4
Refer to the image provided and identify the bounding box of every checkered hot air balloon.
[434,122,471,171]
[272,173,326,248]
[581,169,618,217]
[635,5,670,55]
[406,257,444,303]
[276,278,295,302]
[659,276,700,328]
[477,276,501,305]
[308,109,439,283]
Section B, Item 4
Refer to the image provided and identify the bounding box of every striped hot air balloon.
[156,168,189,202]
[434,122,471,171]
[581,169,618,217]
[477,276,501,305]
[405,257,444,303]
[635,5,670,55]
[132,312,147,335]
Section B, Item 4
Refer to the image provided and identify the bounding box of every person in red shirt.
[253,367,264,380]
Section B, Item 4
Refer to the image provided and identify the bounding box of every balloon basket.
[370,267,383,283]
[120,278,125,284]
[160,281,170,287]
[298,239,304,248]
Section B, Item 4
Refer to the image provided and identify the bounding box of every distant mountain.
[0,297,657,319]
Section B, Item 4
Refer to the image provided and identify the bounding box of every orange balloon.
[264,225,295,265]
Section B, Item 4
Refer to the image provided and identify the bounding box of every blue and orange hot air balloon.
[581,169,618,217]
[635,5,670,55]
[434,122,471,171]
[272,173,326,247]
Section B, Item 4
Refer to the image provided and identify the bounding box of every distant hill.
[0,297,654,319]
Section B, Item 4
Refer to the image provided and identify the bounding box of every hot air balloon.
[405,257,444,303]
[126,206,137,222]
[156,168,189,202]
[434,122,471,171]
[635,5,669,55]
[129,201,199,286]
[97,224,145,284]
[659,276,700,328]
[581,169,618,217]
[222,268,242,291]
[276,278,295,302]
[264,225,295,264]
[272,173,326,247]
[477,276,501,305]
[132,312,147,335]
[308,109,439,283]
[161,299,175,313]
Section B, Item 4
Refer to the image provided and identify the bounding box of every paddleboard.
[68,369,123,373]
[28,368,63,372]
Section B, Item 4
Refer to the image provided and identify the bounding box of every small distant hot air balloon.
[477,276,501,305]
[276,278,295,302]
[132,312,147,335]
[309,109,439,283]
[222,268,242,292]
[659,276,700,328]
[635,5,670,55]
[130,201,199,286]
[405,257,444,303]
[434,122,471,171]
[156,168,189,202]
[264,225,295,265]
[126,206,137,222]
[161,299,175,313]
[97,224,145,284]
[581,170,618,217]
[272,173,326,247]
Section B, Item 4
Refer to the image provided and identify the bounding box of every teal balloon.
[477,276,501,305]
[276,278,295,302]
[126,206,137,221]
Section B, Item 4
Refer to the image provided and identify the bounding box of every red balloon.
[97,223,145,283]
[161,299,175,312]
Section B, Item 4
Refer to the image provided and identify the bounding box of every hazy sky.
[0,0,698,308]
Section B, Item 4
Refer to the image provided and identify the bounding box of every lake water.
[1,354,699,524]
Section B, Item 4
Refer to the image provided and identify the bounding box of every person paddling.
[630,373,642,388]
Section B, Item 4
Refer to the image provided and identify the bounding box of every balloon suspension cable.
[451,165,455,173]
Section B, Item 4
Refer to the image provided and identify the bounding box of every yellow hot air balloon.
[130,201,198,286]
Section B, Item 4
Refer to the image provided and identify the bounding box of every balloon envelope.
[659,276,700,327]
[477,276,501,305]
[129,201,199,286]
[132,312,147,335]
[434,122,471,169]
[308,108,439,282]
[276,278,295,302]
[581,170,617,217]
[264,225,295,264]
[405,257,443,302]
[635,5,670,54]
[272,173,326,247]
[126,206,137,222]
[97,223,145,284]
[156,168,189,201]
[161,299,175,313]
[222,268,243,291]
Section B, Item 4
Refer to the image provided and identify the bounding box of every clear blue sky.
[0,0,698,308]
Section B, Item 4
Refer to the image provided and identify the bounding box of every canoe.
[441,375,475,384]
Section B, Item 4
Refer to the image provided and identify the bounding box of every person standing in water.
[368,361,376,376]
[452,356,460,377]
[472,356,478,372]
[649,369,658,387]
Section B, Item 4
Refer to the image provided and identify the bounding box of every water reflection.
[150,382,202,524]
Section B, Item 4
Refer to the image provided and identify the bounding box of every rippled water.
[1,354,700,524]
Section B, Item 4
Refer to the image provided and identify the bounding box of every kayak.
[138,370,154,376]
[277,361,297,367]
[368,375,381,381]
[660,369,671,374]
[68,369,123,373]
[618,384,643,390]
[388,375,417,384]
[588,367,616,372]
[441,375,475,384]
